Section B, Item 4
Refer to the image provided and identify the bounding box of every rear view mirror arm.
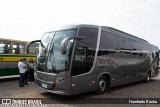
[61,36,85,54]
[26,40,41,54]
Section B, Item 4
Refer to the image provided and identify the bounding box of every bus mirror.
[61,36,85,54]
[26,40,41,54]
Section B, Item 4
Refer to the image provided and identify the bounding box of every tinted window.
[117,36,130,50]
[140,43,148,51]
[100,30,116,49]
[129,39,139,50]
[148,45,155,53]
[71,27,98,76]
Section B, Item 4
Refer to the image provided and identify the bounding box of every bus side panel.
[0,55,36,79]
[71,73,97,95]
[134,54,151,81]
[0,62,19,77]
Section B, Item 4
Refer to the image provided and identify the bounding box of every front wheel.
[96,76,109,94]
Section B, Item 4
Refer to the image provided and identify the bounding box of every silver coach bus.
[26,24,159,95]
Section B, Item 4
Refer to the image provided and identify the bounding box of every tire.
[151,62,156,71]
[145,72,150,83]
[96,76,109,94]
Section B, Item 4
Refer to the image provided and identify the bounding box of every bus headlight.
[55,77,66,83]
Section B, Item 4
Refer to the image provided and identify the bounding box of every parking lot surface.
[1,74,160,107]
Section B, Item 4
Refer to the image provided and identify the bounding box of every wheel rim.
[99,79,106,92]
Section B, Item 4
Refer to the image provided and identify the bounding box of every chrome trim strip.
[36,70,57,76]
[0,75,19,79]
[35,76,54,84]
[90,26,101,71]
[34,84,66,95]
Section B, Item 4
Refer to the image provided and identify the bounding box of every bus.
[26,24,159,95]
[0,38,39,79]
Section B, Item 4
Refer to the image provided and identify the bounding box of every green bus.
[0,38,38,79]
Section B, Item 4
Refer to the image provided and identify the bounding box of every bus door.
[71,27,98,95]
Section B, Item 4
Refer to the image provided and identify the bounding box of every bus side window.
[14,43,20,54]
[99,30,117,57]
[100,30,116,50]
[140,43,148,51]
[71,27,98,76]
[3,43,10,54]
[129,39,140,51]
[117,36,130,50]
[75,46,87,62]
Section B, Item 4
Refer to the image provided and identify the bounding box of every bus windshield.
[37,30,76,73]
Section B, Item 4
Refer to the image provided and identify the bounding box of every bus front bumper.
[34,75,70,95]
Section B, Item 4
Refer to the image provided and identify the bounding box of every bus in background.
[26,24,159,95]
[0,38,39,79]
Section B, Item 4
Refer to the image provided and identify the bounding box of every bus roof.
[48,24,147,43]
[0,38,30,43]
[0,38,39,45]
[45,24,157,48]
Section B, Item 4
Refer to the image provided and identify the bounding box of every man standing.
[18,58,27,87]
[3,43,10,54]
[15,43,20,54]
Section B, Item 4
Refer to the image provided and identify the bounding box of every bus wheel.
[145,72,150,83]
[96,76,109,94]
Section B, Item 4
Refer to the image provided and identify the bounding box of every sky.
[0,0,160,47]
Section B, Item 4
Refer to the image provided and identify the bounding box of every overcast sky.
[0,0,160,47]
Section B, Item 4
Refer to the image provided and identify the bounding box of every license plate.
[42,83,47,88]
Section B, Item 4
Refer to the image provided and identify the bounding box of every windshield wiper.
[47,43,57,73]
